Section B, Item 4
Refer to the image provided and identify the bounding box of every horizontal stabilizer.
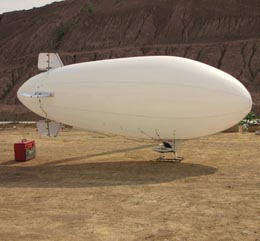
[21,91,54,98]
[38,53,64,71]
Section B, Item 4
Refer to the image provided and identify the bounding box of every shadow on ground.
[0,157,217,188]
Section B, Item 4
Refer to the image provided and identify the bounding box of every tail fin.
[38,53,64,71]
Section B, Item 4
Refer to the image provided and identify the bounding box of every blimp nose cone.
[244,88,253,111]
[234,80,253,117]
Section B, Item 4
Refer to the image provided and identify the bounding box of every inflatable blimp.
[17,54,252,160]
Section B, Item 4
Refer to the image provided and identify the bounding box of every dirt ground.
[0,126,259,241]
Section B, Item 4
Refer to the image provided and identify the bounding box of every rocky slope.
[0,0,260,120]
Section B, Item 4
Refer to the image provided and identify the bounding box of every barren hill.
[0,0,260,120]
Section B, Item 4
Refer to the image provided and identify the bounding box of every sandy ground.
[0,127,259,241]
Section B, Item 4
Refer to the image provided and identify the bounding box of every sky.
[0,0,64,14]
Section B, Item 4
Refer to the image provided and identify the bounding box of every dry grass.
[0,127,259,241]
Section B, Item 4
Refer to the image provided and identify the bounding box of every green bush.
[88,4,94,14]
[56,24,70,43]
[240,112,260,127]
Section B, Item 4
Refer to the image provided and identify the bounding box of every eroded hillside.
[0,0,260,120]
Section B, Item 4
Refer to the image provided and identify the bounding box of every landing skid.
[153,141,184,163]
[155,156,184,163]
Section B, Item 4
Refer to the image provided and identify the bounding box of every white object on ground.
[18,56,252,140]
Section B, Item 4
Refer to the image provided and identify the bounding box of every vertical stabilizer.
[38,53,64,71]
